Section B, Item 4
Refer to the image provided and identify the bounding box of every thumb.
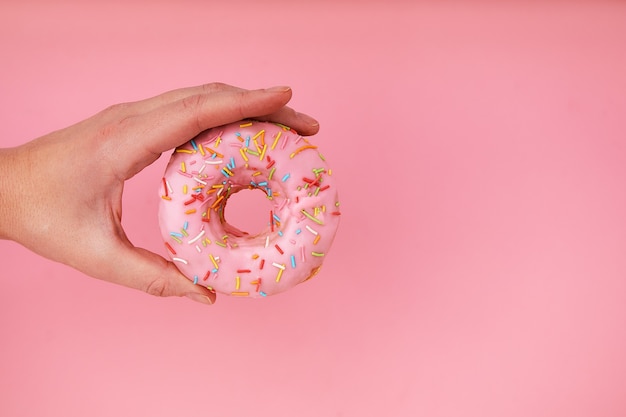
[94,243,216,305]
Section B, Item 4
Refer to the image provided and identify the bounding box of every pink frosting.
[158,121,340,298]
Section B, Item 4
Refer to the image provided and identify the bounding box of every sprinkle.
[305,225,318,235]
[237,269,251,273]
[290,145,318,159]
[274,244,284,255]
[193,275,199,284]
[311,251,325,257]
[229,156,236,169]
[240,121,253,127]
[301,246,306,262]
[290,255,296,268]
[332,211,342,215]
[195,245,202,253]
[231,292,250,297]
[183,184,188,194]
[265,235,270,248]
[295,229,302,235]
[199,143,205,156]
[173,257,188,264]
[193,177,207,185]
[162,178,169,196]
[266,159,275,169]
[259,143,267,161]
[281,173,291,182]
[259,259,265,269]
[176,149,193,154]
[313,235,321,245]
[170,235,182,244]
[187,230,205,244]
[301,209,324,225]
[204,159,224,165]
[190,139,198,151]
[319,185,330,192]
[259,291,268,297]
[164,242,176,255]
[184,197,197,206]
[161,195,172,201]
[209,254,219,270]
[181,162,187,173]
[215,241,227,248]
[204,147,223,158]
[268,167,276,180]
[252,254,259,259]
[235,276,240,290]
[239,148,249,162]
[170,232,184,238]
[273,213,281,223]
[253,278,262,292]
[271,131,282,150]
[177,170,192,178]
[270,210,274,232]
[275,268,284,283]
[211,195,225,209]
[272,262,286,270]
[185,209,197,214]
[203,271,211,281]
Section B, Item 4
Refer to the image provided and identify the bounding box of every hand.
[0,83,319,305]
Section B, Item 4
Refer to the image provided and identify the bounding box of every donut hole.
[223,188,274,237]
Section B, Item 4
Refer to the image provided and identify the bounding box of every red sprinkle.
[266,159,275,169]
[270,210,274,232]
[319,185,330,192]
[332,211,342,215]
[202,271,211,281]
[259,259,265,269]
[184,196,197,205]
[255,278,262,292]
[162,178,168,197]
[164,242,176,255]
[274,244,284,255]
[237,269,251,273]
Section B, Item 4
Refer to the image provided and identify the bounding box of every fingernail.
[265,86,291,93]
[297,112,319,127]
[184,292,215,305]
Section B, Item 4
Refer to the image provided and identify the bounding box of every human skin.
[0,83,319,305]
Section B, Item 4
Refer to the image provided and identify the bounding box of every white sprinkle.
[166,179,173,194]
[195,245,202,253]
[272,262,286,270]
[173,257,188,265]
[265,235,270,248]
[198,164,206,174]
[204,160,224,165]
[295,135,303,144]
[193,177,207,185]
[305,225,318,235]
[187,229,205,244]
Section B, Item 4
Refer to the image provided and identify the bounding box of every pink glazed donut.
[158,121,340,298]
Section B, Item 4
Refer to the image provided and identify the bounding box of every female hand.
[0,83,319,305]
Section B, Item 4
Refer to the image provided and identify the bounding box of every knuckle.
[144,277,170,297]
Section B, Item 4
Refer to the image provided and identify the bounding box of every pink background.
[1,1,626,416]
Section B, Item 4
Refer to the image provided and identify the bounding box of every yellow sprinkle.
[328,169,332,176]
[254,130,266,147]
[212,184,224,188]
[183,184,188,195]
[301,209,324,225]
[253,138,261,154]
[170,236,182,244]
[235,276,240,290]
[240,122,253,128]
[209,254,218,269]
[322,205,326,212]
[231,292,250,297]
[181,162,186,173]
[259,143,267,161]
[176,149,193,154]
[223,166,234,176]
[290,145,318,159]
[185,209,196,214]
[161,195,171,200]
[252,171,262,176]
[199,143,205,156]
[215,136,222,147]
[271,131,282,150]
[275,268,284,283]
[215,241,226,248]
[252,254,259,259]
[239,147,249,162]
[181,228,189,237]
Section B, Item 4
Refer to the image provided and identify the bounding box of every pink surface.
[1,1,625,416]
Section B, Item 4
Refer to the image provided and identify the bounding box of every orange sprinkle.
[289,145,318,159]
[231,291,250,297]
[313,235,321,245]
[185,209,196,214]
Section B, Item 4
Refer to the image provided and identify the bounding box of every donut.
[158,120,340,298]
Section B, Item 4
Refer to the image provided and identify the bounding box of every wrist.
[0,147,23,241]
